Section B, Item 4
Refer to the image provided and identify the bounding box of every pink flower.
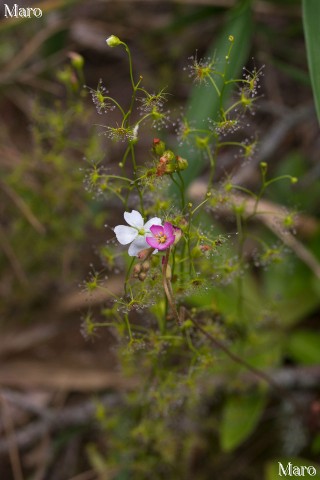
[146,222,175,251]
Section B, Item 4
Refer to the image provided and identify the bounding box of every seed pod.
[141,261,150,272]
[133,263,142,275]
[165,264,172,280]
[138,272,147,282]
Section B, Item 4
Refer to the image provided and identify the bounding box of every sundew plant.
[82,35,303,476]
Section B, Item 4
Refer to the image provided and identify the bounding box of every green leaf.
[286,330,320,365]
[220,392,266,452]
[178,0,253,187]
[303,0,320,125]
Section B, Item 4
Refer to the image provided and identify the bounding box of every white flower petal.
[128,236,149,256]
[144,217,162,232]
[114,225,137,245]
[124,210,144,228]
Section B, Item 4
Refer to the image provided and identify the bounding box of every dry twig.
[0,393,119,456]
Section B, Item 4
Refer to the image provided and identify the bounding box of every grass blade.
[302,0,320,125]
[178,0,253,188]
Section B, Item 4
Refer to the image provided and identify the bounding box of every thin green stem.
[123,43,135,90]
[191,197,210,216]
[189,315,302,413]
[130,144,144,215]
[224,99,242,116]
[177,171,186,209]
[235,210,245,321]
[218,141,244,149]
[229,184,257,199]
[185,329,200,357]
[265,175,295,188]
[206,145,217,189]
[162,249,181,325]
[104,96,126,117]
[208,75,221,96]
[124,313,133,342]
[101,174,132,183]
[124,257,135,296]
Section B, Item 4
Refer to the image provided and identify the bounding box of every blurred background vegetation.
[0,0,320,479]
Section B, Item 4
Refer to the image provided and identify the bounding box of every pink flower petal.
[150,224,164,236]
[163,222,174,237]
[146,237,161,249]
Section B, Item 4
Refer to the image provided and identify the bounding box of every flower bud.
[176,156,188,171]
[260,161,268,174]
[138,272,147,282]
[152,138,166,156]
[137,247,154,260]
[162,150,176,163]
[68,52,84,70]
[141,261,150,272]
[173,226,182,245]
[133,263,142,275]
[106,35,122,47]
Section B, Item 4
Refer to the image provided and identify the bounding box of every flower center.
[156,233,167,244]
[137,228,145,236]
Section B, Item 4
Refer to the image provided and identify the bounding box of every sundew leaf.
[286,330,320,365]
[220,392,267,452]
[178,0,253,188]
[303,0,320,126]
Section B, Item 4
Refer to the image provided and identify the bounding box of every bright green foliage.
[220,392,267,452]
[303,0,320,125]
[286,330,320,365]
[178,0,253,187]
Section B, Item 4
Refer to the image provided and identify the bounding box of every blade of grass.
[302,0,320,125]
[178,0,253,188]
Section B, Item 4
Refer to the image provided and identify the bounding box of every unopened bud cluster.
[133,260,151,282]
[152,138,188,177]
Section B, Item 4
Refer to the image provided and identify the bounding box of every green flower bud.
[176,156,188,171]
[106,35,122,47]
[152,138,166,156]
[162,150,176,163]
[68,52,84,70]
[260,161,268,174]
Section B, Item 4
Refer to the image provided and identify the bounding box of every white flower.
[114,210,162,256]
